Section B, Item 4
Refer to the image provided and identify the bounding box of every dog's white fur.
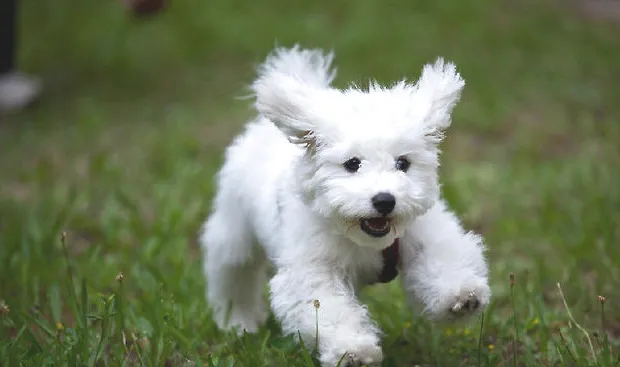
[200,46,491,367]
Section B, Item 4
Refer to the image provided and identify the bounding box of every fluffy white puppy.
[200,45,491,367]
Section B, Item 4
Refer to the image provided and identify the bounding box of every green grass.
[1,0,619,365]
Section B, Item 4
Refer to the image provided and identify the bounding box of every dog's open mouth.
[360,218,391,237]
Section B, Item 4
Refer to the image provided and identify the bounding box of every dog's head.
[252,46,465,250]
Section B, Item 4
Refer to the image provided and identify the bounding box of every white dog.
[200,45,491,367]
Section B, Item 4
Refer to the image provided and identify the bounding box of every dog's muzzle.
[360,217,391,237]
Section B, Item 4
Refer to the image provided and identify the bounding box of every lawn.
[1,0,619,365]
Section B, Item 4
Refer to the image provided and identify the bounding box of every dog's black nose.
[371,192,396,216]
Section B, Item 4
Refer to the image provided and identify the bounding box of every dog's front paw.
[449,287,485,316]
[320,334,383,367]
[430,276,491,321]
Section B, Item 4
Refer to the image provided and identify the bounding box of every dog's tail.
[253,45,336,89]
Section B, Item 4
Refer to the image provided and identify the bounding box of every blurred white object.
[0,71,41,114]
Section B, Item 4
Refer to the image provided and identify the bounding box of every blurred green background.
[1,0,619,365]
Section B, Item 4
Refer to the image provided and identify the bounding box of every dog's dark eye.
[395,157,410,172]
[343,157,361,173]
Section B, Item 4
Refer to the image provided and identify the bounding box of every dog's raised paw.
[444,279,490,319]
[425,276,491,321]
[450,289,481,315]
[338,349,383,367]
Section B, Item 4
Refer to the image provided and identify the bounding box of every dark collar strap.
[376,238,400,283]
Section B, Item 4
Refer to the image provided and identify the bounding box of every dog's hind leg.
[200,206,269,334]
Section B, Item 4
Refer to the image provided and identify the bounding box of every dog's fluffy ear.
[251,46,336,146]
[252,75,317,145]
[415,58,465,140]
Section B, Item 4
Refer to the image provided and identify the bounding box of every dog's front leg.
[400,200,491,321]
[270,266,383,367]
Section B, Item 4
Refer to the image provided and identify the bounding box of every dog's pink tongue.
[367,218,388,229]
